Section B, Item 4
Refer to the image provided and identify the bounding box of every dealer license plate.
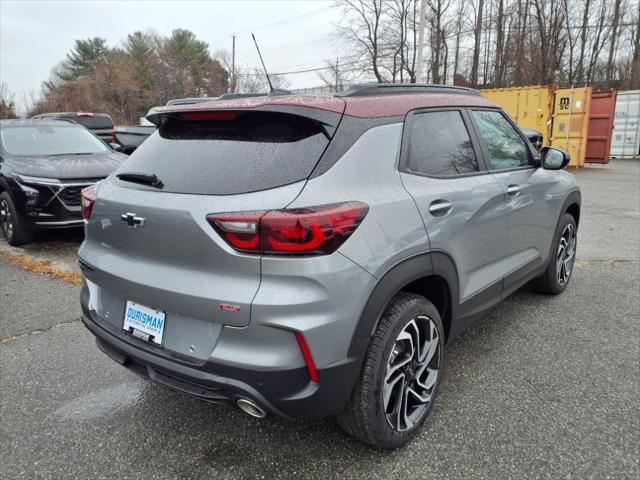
[123,300,166,345]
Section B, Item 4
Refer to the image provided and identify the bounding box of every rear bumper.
[81,306,362,420]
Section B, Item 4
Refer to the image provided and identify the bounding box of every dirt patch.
[0,251,82,285]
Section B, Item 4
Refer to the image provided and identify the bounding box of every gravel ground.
[1,160,638,480]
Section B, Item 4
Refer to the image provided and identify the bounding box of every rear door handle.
[428,200,453,217]
[506,184,522,196]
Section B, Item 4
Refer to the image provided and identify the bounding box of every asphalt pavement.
[1,160,639,479]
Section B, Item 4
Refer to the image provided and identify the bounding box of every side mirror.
[108,142,123,152]
[121,145,137,155]
[541,147,570,170]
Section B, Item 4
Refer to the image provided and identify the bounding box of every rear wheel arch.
[348,251,460,360]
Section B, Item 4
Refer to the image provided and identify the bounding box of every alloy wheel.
[0,199,13,240]
[556,223,576,286]
[383,315,441,432]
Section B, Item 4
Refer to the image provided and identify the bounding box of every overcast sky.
[0,0,341,111]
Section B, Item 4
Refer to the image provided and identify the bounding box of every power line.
[236,35,333,54]
[236,58,371,77]
[234,5,335,35]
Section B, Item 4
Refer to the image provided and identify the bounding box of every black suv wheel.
[338,292,444,449]
[0,191,33,246]
[533,212,577,294]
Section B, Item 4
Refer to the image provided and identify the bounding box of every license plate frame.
[123,300,166,345]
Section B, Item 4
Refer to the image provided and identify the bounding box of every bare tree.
[576,0,591,83]
[451,0,466,79]
[470,0,485,85]
[0,82,17,119]
[606,0,623,80]
[329,0,635,89]
[493,0,506,86]
[337,0,386,82]
[235,69,290,93]
[631,0,640,88]
[586,0,610,82]
[428,0,451,83]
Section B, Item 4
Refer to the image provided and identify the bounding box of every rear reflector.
[294,331,318,383]
[81,185,96,221]
[207,202,368,255]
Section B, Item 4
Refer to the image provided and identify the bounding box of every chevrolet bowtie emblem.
[121,212,146,228]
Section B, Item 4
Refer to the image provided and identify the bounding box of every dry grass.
[0,251,82,285]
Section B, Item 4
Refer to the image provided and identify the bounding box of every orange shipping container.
[550,87,592,167]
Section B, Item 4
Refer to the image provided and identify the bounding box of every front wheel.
[338,293,445,449]
[532,213,577,294]
[0,191,33,246]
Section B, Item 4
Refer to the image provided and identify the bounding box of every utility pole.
[231,34,236,93]
[415,0,427,83]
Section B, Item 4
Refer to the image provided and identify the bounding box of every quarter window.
[407,110,479,176]
[472,110,533,170]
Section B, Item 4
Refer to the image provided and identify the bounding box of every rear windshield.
[65,115,114,130]
[118,111,331,195]
[0,125,109,156]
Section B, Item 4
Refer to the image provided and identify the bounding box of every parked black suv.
[31,112,115,143]
[0,119,125,245]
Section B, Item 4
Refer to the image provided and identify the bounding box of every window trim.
[467,107,538,173]
[399,107,490,179]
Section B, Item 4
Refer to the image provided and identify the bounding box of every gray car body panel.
[78,97,581,419]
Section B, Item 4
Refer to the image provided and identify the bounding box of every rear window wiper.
[116,172,164,189]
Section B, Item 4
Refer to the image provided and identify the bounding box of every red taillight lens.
[76,111,94,117]
[207,202,368,255]
[81,185,96,221]
[208,211,263,252]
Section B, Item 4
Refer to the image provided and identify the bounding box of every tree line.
[1,2,638,122]
[12,28,287,123]
[23,30,228,124]
[329,0,640,89]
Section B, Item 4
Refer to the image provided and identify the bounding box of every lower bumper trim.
[81,311,362,420]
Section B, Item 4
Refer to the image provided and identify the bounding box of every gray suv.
[79,84,580,449]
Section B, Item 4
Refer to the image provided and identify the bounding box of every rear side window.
[119,111,330,195]
[471,110,532,170]
[407,110,479,176]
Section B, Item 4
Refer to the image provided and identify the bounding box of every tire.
[532,212,577,294]
[338,292,445,449]
[0,191,33,246]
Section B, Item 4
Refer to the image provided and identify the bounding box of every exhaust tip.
[237,398,267,419]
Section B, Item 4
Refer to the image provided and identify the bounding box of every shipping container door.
[611,90,640,158]
[551,87,592,167]
[585,91,616,164]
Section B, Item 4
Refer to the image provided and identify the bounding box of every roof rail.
[218,89,291,101]
[336,83,479,97]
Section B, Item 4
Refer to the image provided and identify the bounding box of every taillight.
[207,202,368,255]
[81,185,96,221]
